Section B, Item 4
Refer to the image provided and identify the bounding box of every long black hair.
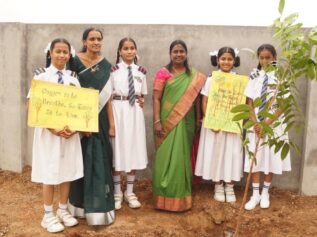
[116,37,138,64]
[81,28,103,52]
[210,46,240,68]
[166,39,191,75]
[256,44,277,70]
[45,38,73,69]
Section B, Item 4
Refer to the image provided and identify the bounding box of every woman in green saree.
[152,40,206,211]
[68,28,115,225]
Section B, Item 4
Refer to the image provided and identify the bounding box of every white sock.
[44,204,53,217]
[262,181,271,196]
[252,183,260,198]
[126,175,136,195]
[113,175,121,194]
[214,183,224,193]
[58,203,67,212]
[225,183,234,188]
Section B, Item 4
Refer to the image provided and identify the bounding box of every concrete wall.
[0,23,314,194]
[300,80,317,195]
[0,23,28,172]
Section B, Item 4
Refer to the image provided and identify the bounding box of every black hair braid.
[234,56,240,67]
[45,51,51,67]
[68,55,74,71]
[116,50,120,64]
[210,55,218,66]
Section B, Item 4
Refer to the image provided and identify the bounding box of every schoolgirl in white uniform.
[195,47,243,203]
[28,38,83,233]
[244,44,291,210]
[107,37,148,210]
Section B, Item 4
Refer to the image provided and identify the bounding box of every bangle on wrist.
[154,119,161,124]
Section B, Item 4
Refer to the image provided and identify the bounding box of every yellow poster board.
[204,71,249,134]
[28,80,99,132]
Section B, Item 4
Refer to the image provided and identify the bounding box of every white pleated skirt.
[195,123,243,182]
[244,129,291,174]
[111,100,148,172]
[31,128,83,185]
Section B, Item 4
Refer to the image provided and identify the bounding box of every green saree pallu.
[68,56,115,225]
[153,68,206,212]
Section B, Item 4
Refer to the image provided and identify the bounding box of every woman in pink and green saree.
[152,40,206,212]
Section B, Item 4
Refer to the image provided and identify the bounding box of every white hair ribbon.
[209,50,218,56]
[44,42,76,57]
[44,42,51,54]
[234,48,239,56]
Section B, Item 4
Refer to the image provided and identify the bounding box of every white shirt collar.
[120,61,135,69]
[48,64,67,75]
[219,69,236,74]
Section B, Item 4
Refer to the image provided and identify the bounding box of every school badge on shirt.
[134,76,142,83]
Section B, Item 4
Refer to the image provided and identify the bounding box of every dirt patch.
[0,166,317,237]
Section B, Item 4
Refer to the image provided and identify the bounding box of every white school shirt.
[109,62,147,96]
[29,65,80,92]
[244,69,278,118]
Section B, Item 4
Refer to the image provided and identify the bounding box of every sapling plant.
[231,0,317,236]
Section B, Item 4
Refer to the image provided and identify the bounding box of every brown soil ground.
[0,166,317,237]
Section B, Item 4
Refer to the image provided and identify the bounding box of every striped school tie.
[57,71,64,84]
[258,73,268,121]
[127,66,135,106]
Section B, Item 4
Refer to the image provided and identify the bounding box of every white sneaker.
[260,194,270,209]
[225,184,236,203]
[214,184,225,202]
[56,209,78,227]
[114,192,123,210]
[124,192,141,209]
[41,213,64,233]
[244,196,261,210]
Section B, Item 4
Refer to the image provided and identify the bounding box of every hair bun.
[210,55,218,66]
[234,56,240,67]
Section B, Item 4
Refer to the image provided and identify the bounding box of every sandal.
[114,193,123,210]
[124,192,141,209]
[41,213,64,233]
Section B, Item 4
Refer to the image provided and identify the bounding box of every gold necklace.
[172,67,185,75]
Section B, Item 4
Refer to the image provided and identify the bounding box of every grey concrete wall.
[300,80,317,195]
[0,23,314,193]
[0,23,28,172]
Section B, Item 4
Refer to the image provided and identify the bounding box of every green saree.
[68,56,115,225]
[153,69,206,211]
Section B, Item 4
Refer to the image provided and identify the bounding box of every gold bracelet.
[154,119,161,124]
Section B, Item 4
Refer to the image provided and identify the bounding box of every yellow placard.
[28,80,99,132]
[204,71,249,134]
